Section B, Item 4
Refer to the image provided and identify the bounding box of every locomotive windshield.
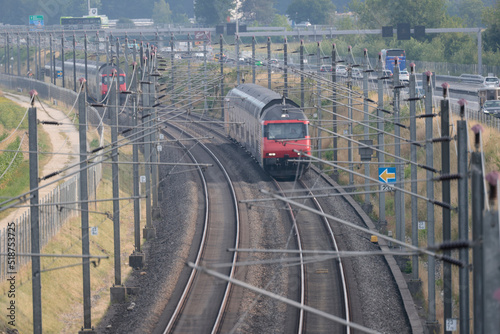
[265,123,307,140]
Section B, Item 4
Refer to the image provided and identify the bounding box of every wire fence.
[0,73,104,281]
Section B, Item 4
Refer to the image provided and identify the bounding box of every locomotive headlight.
[267,153,276,156]
[297,152,301,156]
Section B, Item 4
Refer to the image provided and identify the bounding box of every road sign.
[379,167,396,183]
[56,71,62,78]
[418,221,426,230]
[140,175,146,183]
[29,15,44,31]
[89,8,98,16]
[91,226,98,236]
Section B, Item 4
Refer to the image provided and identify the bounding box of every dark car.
[481,99,500,117]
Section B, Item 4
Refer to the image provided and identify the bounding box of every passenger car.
[483,76,499,87]
[320,65,333,72]
[481,99,500,116]
[295,21,312,28]
[351,68,363,79]
[399,69,409,83]
[336,65,347,77]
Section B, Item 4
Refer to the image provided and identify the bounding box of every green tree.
[270,14,292,30]
[194,0,236,25]
[286,0,336,25]
[350,0,447,29]
[152,0,172,24]
[482,1,500,51]
[240,0,276,25]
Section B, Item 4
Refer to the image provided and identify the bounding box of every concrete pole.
[284,38,288,97]
[482,177,500,334]
[409,63,419,280]
[347,46,353,186]
[425,71,439,333]
[142,67,155,240]
[457,103,469,334]
[78,80,92,330]
[73,35,76,91]
[300,40,304,108]
[17,34,20,77]
[61,34,65,88]
[267,37,271,90]
[187,34,192,110]
[27,33,30,76]
[471,126,484,334]
[252,36,256,84]
[110,73,123,289]
[34,34,38,80]
[220,34,224,119]
[394,59,404,243]
[441,86,452,334]
[332,44,338,181]
[128,61,144,269]
[29,94,42,334]
[363,49,370,210]
[49,34,52,84]
[236,34,240,85]
[477,29,482,76]
[377,53,386,230]
[317,42,322,161]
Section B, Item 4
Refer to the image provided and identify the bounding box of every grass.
[0,124,141,333]
[0,93,52,220]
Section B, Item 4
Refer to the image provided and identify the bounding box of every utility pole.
[77,79,95,334]
[267,37,271,90]
[331,43,338,182]
[61,34,65,88]
[362,49,371,212]
[73,35,77,91]
[393,59,404,243]
[252,36,256,84]
[236,34,240,85]
[425,71,439,334]
[142,53,156,240]
[409,63,421,290]
[441,84,452,334]
[482,172,500,333]
[457,100,469,334]
[220,34,224,119]
[347,46,353,187]
[29,91,42,334]
[109,71,126,302]
[377,53,386,230]
[300,40,304,108]
[129,61,145,269]
[316,42,322,162]
[284,38,288,97]
[471,124,484,334]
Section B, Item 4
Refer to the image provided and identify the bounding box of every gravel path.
[0,93,79,230]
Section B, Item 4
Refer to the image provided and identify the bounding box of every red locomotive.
[225,84,311,179]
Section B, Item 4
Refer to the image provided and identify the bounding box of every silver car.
[484,76,499,87]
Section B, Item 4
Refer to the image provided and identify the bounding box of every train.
[225,84,311,180]
[44,60,127,103]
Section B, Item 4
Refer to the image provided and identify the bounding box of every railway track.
[165,111,358,333]
[156,121,240,333]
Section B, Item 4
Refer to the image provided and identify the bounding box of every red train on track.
[225,84,311,179]
[45,60,127,103]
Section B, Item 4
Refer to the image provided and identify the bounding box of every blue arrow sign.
[379,167,396,183]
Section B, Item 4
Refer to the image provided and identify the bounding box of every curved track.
[158,122,240,333]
